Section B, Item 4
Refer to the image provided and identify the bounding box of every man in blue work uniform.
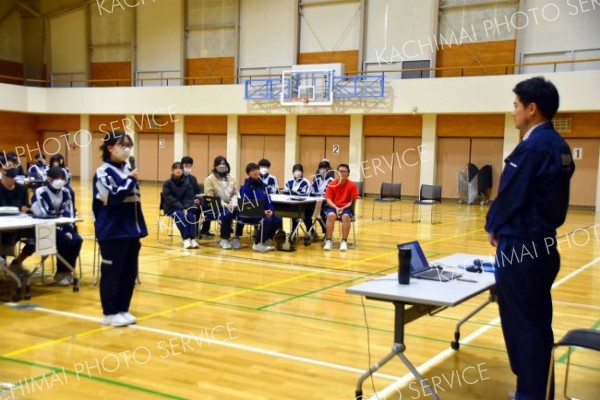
[485,77,574,400]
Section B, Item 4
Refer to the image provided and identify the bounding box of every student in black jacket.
[163,162,199,249]
[181,156,214,238]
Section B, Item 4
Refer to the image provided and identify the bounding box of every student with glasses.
[322,164,359,252]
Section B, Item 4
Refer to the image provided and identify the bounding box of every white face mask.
[319,168,326,176]
[293,171,302,179]
[51,179,66,190]
[183,168,192,175]
[259,167,269,175]
[216,164,228,174]
[115,146,131,162]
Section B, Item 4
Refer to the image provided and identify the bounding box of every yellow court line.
[3,227,485,358]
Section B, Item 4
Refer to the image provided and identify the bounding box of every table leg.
[355,302,440,400]
[451,287,496,350]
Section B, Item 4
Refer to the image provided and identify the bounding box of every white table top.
[270,194,324,204]
[346,253,496,307]
[0,215,79,231]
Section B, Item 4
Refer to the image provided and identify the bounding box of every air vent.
[553,118,571,133]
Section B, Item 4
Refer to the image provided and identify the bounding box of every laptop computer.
[397,241,461,282]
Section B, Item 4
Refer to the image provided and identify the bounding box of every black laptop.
[397,241,461,282]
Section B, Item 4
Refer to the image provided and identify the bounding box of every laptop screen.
[397,241,430,274]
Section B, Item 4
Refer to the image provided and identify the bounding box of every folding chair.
[235,198,265,246]
[371,182,402,220]
[157,193,174,244]
[339,199,358,248]
[411,184,442,224]
[305,199,325,244]
[546,329,600,400]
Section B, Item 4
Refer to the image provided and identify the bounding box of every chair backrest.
[381,182,401,200]
[198,183,205,194]
[419,184,442,202]
[355,181,364,198]
[159,192,166,214]
[237,198,265,219]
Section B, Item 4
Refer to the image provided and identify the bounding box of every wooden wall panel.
[436,40,516,77]
[0,112,40,162]
[325,136,349,169]
[90,115,128,133]
[36,115,80,132]
[239,135,265,182]
[393,138,422,198]
[92,132,107,171]
[298,115,350,136]
[470,138,503,200]
[556,113,600,138]
[566,139,599,207]
[437,114,504,137]
[299,136,326,177]
[185,116,227,134]
[207,135,227,172]
[436,138,470,199]
[263,136,285,186]
[134,114,175,133]
[186,57,235,85]
[363,115,422,137]
[239,116,286,135]
[0,60,24,84]
[90,62,132,86]
[186,135,210,181]
[363,137,394,194]
[138,133,159,182]
[298,50,359,74]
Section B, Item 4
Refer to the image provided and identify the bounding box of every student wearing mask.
[49,153,76,212]
[181,156,214,238]
[28,154,48,181]
[204,156,243,249]
[0,156,34,277]
[162,162,199,249]
[239,163,283,252]
[309,159,335,238]
[93,132,147,327]
[6,152,26,178]
[282,164,315,238]
[258,158,279,195]
[31,167,82,285]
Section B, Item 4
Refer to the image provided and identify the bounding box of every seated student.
[31,167,82,285]
[181,156,213,238]
[28,154,48,181]
[239,163,283,252]
[6,152,26,178]
[204,156,243,250]
[323,164,359,252]
[49,154,76,212]
[0,156,34,277]
[162,162,199,249]
[308,159,335,237]
[258,158,279,195]
[282,164,316,238]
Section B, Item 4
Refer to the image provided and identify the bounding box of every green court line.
[556,319,600,364]
[0,356,189,400]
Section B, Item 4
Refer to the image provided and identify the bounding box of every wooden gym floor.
[1,180,598,400]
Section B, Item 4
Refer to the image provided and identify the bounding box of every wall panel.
[470,138,503,200]
[91,62,132,86]
[299,136,326,178]
[363,137,394,194]
[325,136,349,170]
[392,137,422,198]
[0,112,40,163]
[436,40,516,77]
[298,50,359,74]
[363,115,422,137]
[298,115,350,136]
[239,116,286,135]
[437,114,505,137]
[436,138,470,199]
[186,57,235,85]
[567,139,599,207]
[185,116,227,134]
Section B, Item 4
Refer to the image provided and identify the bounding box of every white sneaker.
[220,239,232,249]
[263,244,275,252]
[119,312,137,324]
[323,239,332,251]
[252,243,268,252]
[232,237,242,249]
[55,274,73,286]
[190,239,200,248]
[183,238,192,249]
[340,240,348,251]
[101,314,129,327]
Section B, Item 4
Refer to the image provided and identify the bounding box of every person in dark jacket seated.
[181,155,214,238]
[239,163,283,252]
[28,153,48,181]
[162,162,199,249]
[31,167,82,285]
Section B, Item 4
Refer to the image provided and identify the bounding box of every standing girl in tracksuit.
[93,132,147,327]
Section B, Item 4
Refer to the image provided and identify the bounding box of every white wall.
[239,0,297,71]
[187,0,237,59]
[365,0,438,65]
[517,0,600,67]
[1,70,599,115]
[136,0,184,82]
[50,9,87,77]
[299,1,360,53]
[91,4,133,63]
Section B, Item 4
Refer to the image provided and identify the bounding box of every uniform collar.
[523,122,546,141]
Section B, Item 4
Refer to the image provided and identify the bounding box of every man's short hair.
[513,77,560,120]
[181,156,194,165]
[47,166,66,180]
[258,159,271,168]
[246,162,259,174]
[337,163,350,172]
